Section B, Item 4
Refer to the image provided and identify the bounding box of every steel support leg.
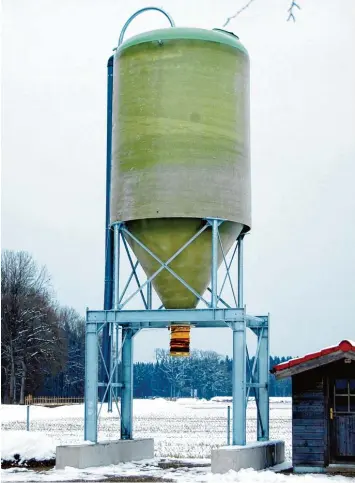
[232,319,246,445]
[121,328,133,439]
[84,321,98,442]
[211,219,219,308]
[257,324,269,441]
[109,224,121,412]
[115,323,120,400]
[238,235,244,308]
[113,224,120,310]
[108,327,113,413]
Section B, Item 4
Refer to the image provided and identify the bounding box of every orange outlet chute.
[169,325,190,357]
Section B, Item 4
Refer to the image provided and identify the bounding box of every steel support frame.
[85,219,269,445]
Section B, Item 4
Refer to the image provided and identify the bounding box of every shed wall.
[292,369,327,467]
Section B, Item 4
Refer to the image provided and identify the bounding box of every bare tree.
[155,349,189,398]
[56,306,85,394]
[188,350,227,399]
[1,250,65,403]
[223,0,301,27]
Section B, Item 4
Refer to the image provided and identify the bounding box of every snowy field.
[1,398,352,482]
[1,397,292,459]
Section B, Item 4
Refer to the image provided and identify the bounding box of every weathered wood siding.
[292,369,327,467]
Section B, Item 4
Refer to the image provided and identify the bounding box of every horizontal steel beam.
[87,309,267,330]
[98,382,123,388]
[245,315,268,327]
[246,383,267,388]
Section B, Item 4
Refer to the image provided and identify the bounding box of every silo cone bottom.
[126,218,243,309]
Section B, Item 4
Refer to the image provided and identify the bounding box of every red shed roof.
[271,339,355,378]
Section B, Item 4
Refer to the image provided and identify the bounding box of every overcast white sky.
[2,0,355,361]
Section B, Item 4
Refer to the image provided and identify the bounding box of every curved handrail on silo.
[118,7,175,47]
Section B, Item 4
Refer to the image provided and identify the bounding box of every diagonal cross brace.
[119,224,210,308]
[218,231,238,307]
[121,235,148,309]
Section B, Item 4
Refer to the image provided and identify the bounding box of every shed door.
[330,378,355,461]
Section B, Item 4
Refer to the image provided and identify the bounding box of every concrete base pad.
[56,438,154,469]
[211,440,285,474]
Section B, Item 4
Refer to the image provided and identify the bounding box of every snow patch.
[1,431,57,462]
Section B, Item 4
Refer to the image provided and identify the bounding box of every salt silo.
[82,9,271,453]
[110,26,251,354]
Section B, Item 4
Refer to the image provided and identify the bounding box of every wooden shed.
[271,340,355,473]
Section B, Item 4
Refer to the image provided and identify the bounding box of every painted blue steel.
[147,282,152,309]
[246,328,263,401]
[108,331,113,412]
[207,287,231,309]
[237,235,244,308]
[232,319,246,445]
[98,337,110,379]
[121,329,134,439]
[218,243,237,303]
[218,232,238,307]
[88,308,244,324]
[115,323,119,400]
[26,405,30,431]
[113,224,121,310]
[211,219,219,308]
[120,224,210,308]
[121,234,148,309]
[85,214,270,444]
[119,260,139,304]
[101,55,114,402]
[98,333,126,420]
[258,324,270,441]
[120,224,210,306]
[118,7,175,46]
[110,223,121,410]
[246,345,264,437]
[98,382,123,387]
[98,320,229,330]
[84,320,99,442]
[227,405,231,445]
[88,309,266,331]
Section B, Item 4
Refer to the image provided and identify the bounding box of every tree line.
[37,348,291,400]
[1,250,85,403]
[1,250,291,403]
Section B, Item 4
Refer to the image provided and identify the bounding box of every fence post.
[227,405,231,445]
[26,405,30,431]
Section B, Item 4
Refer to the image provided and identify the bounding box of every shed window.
[335,379,348,394]
[334,379,355,413]
[335,396,348,412]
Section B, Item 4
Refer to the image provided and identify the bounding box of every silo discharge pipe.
[169,325,191,357]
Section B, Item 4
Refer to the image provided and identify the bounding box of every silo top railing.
[118,7,175,47]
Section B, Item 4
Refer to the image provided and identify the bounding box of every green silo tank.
[111,27,251,310]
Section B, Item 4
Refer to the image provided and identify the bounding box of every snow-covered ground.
[1,397,292,459]
[1,398,350,482]
[3,461,352,483]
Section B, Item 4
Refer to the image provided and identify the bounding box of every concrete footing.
[211,440,285,474]
[56,438,154,469]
